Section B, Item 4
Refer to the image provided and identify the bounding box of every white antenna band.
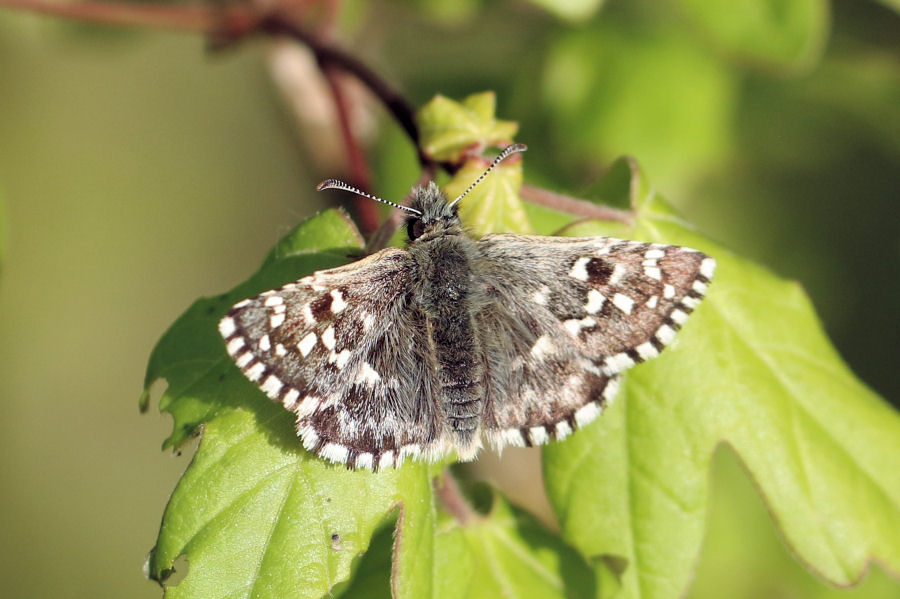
[448,143,527,209]
[316,179,423,216]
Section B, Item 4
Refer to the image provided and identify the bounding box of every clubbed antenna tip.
[448,144,527,209]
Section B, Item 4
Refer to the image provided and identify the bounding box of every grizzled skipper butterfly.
[219,145,714,470]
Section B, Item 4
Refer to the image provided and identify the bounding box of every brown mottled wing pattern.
[473,234,715,449]
[219,248,446,470]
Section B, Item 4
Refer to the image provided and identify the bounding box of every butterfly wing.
[219,248,446,470]
[474,234,714,448]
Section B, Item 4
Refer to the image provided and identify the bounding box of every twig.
[0,0,230,30]
[434,471,477,525]
[257,17,425,165]
[1,0,636,228]
[520,183,634,225]
[321,65,378,235]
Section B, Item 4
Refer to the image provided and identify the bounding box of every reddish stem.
[322,65,378,235]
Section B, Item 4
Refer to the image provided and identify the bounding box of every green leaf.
[143,209,443,597]
[444,155,532,236]
[433,493,596,599]
[539,24,736,193]
[544,160,900,598]
[343,488,598,599]
[418,92,519,163]
[874,0,900,14]
[678,0,829,73]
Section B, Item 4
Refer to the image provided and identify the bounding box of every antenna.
[316,179,423,216]
[448,143,527,209]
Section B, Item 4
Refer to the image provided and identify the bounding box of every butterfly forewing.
[219,248,447,470]
[476,234,715,374]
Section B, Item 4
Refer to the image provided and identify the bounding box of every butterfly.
[218,144,715,471]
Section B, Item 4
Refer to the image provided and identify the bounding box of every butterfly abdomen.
[412,234,485,456]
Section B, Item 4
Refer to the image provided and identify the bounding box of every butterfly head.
[405,182,461,242]
[316,144,527,244]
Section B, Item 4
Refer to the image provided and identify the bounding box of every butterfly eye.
[409,218,427,241]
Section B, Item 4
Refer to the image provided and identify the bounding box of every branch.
[321,65,379,235]
[1,0,635,229]
[434,471,477,525]
[520,184,634,226]
[0,0,230,30]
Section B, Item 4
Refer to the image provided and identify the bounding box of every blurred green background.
[0,1,897,597]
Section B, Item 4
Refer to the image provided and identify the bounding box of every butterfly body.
[220,163,715,471]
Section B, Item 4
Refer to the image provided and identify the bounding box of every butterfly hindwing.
[219,248,447,470]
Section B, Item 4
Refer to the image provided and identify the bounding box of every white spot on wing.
[232,299,252,309]
[296,395,319,418]
[226,337,245,355]
[283,388,300,408]
[664,284,676,299]
[356,362,381,386]
[670,309,689,325]
[609,263,627,285]
[584,289,606,314]
[532,284,550,305]
[245,362,265,382]
[646,295,659,309]
[299,425,319,451]
[499,428,526,448]
[355,452,374,470]
[564,316,597,337]
[269,313,285,329]
[605,352,635,373]
[320,443,350,464]
[656,324,677,345]
[700,257,716,279]
[569,257,590,281]
[635,341,659,361]
[298,332,317,357]
[603,377,621,402]
[264,295,284,307]
[275,343,287,356]
[331,349,352,370]
[528,427,549,445]
[330,289,347,313]
[379,451,395,470]
[554,421,573,439]
[574,402,601,428]
[645,248,666,260]
[682,295,701,310]
[258,334,271,351]
[235,351,253,369]
[362,312,375,332]
[612,293,635,315]
[321,326,336,350]
[691,280,708,295]
[530,335,555,359]
[219,317,236,338]
[261,374,283,398]
[644,267,662,280]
